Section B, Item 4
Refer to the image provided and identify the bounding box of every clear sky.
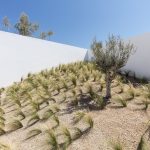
[0,0,150,48]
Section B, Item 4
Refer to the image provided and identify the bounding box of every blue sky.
[0,0,150,48]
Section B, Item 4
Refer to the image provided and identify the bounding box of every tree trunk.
[105,72,111,100]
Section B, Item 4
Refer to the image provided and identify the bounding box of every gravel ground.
[0,101,149,150]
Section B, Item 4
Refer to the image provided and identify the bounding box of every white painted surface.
[0,31,87,87]
[87,33,150,79]
[1,31,150,87]
[124,33,150,79]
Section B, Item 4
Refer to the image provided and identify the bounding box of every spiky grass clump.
[72,112,86,124]
[126,86,135,100]
[0,116,5,128]
[0,121,5,129]
[0,142,10,150]
[71,89,76,97]
[62,127,72,146]
[54,84,61,93]
[94,94,105,109]
[70,96,79,107]
[0,116,5,122]
[14,110,25,120]
[0,107,5,115]
[14,99,22,108]
[26,128,42,140]
[144,92,150,101]
[114,95,127,107]
[110,140,123,150]
[0,127,5,135]
[84,72,90,81]
[137,137,148,150]
[142,100,150,111]
[30,101,40,112]
[70,75,77,87]
[72,127,82,140]
[41,109,54,121]
[86,84,95,99]
[47,130,59,150]
[7,120,23,132]
[59,93,67,104]
[92,71,100,82]
[62,80,68,91]
[50,104,60,113]
[27,113,40,127]
[84,115,94,128]
[52,115,60,127]
[78,87,83,95]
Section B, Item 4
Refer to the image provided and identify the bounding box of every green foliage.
[54,84,61,93]
[27,113,40,127]
[0,121,5,129]
[86,84,95,99]
[114,95,127,107]
[50,105,60,113]
[70,96,79,107]
[70,75,77,87]
[78,87,83,95]
[91,35,135,99]
[14,110,25,120]
[41,109,54,121]
[73,112,86,124]
[0,108,4,115]
[2,16,11,30]
[142,100,150,111]
[30,101,40,111]
[0,142,10,150]
[71,89,76,96]
[110,141,123,150]
[62,127,72,146]
[127,87,135,99]
[15,12,39,36]
[7,120,23,132]
[91,35,135,73]
[0,127,5,135]
[94,94,105,109]
[52,115,60,127]
[92,71,101,82]
[62,80,68,90]
[47,130,59,150]
[84,115,94,128]
[137,137,149,150]
[26,129,42,140]
[72,127,82,140]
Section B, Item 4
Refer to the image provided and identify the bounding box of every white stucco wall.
[1,31,150,87]
[87,33,150,79]
[0,31,87,87]
[124,33,150,79]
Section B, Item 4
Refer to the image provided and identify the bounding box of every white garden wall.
[124,33,150,79]
[87,33,150,80]
[0,31,87,87]
[0,31,150,87]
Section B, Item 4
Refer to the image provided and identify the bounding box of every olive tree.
[91,35,135,101]
[40,31,53,40]
[2,16,11,30]
[15,12,39,36]
[40,32,47,39]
